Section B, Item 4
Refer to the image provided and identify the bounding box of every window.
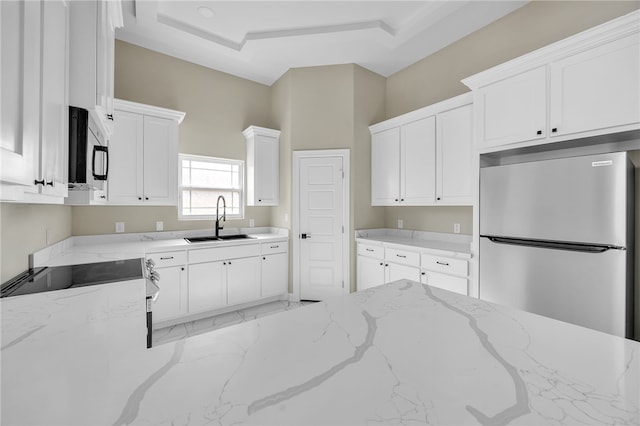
[179,154,244,220]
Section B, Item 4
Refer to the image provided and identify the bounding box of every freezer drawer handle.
[365,248,374,252]
[483,236,622,253]
[396,254,407,258]
[436,261,449,266]
[160,256,174,260]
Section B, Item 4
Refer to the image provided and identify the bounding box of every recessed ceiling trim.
[157,12,396,53]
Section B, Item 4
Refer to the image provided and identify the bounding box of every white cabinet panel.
[371,127,400,205]
[401,117,436,204]
[108,110,143,204]
[421,271,468,296]
[227,257,261,305]
[143,115,177,204]
[356,255,385,291]
[477,66,547,148]
[437,104,473,204]
[549,34,640,138]
[244,126,280,206]
[108,100,183,205]
[261,253,288,298]
[188,261,227,313]
[386,262,421,283]
[153,265,188,322]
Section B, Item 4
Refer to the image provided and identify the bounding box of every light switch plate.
[398,219,403,229]
[115,222,125,233]
[454,223,461,234]
[249,219,255,227]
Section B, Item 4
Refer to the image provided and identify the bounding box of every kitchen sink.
[184,234,255,243]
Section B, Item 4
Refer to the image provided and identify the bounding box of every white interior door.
[297,154,346,301]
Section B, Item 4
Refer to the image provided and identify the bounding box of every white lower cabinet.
[188,261,227,313]
[226,257,261,306]
[146,250,188,323]
[261,253,288,298]
[356,241,469,295]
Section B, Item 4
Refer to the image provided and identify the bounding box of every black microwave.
[68,106,108,190]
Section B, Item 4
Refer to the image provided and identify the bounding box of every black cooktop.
[0,259,144,298]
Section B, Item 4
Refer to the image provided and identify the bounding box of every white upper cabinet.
[371,127,400,205]
[370,93,473,207]
[243,126,280,206]
[108,99,185,205]
[68,0,123,139]
[1,0,69,203]
[437,103,473,205]
[463,10,640,153]
[549,33,640,139]
[475,67,547,149]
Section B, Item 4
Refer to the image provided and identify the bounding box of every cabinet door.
[371,127,400,205]
[477,66,547,148]
[188,261,227,313]
[386,262,421,283]
[261,253,288,298]
[227,256,261,305]
[95,0,115,136]
[38,0,69,198]
[437,104,472,205]
[153,266,188,322]
[1,0,39,192]
[108,110,144,204]
[401,116,436,205]
[357,255,385,291]
[253,135,279,206]
[422,271,468,296]
[549,34,640,138]
[143,115,177,205]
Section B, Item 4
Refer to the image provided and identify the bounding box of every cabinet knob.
[106,114,114,121]
[45,180,54,187]
[263,257,266,260]
[258,199,262,202]
[394,199,398,202]
[34,179,45,186]
[536,130,542,135]
[552,128,558,133]
[100,195,106,199]
[400,198,404,202]
[223,262,226,265]
[421,272,426,276]
[145,197,149,201]
[228,261,231,265]
[437,197,441,201]
[379,262,383,266]
[181,267,184,271]
[138,197,142,200]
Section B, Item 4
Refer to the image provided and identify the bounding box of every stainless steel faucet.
[215,195,226,237]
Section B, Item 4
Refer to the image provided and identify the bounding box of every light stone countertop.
[32,227,289,267]
[2,279,638,425]
[356,228,472,258]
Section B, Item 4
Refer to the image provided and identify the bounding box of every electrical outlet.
[249,219,255,227]
[156,221,164,231]
[284,213,289,222]
[398,219,403,229]
[454,223,461,234]
[115,222,125,233]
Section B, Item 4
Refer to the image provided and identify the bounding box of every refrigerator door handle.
[481,235,625,253]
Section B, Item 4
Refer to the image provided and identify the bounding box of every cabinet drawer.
[261,241,288,255]
[146,250,187,268]
[421,254,468,276]
[189,244,260,264]
[357,243,383,259]
[386,247,420,267]
[423,271,468,296]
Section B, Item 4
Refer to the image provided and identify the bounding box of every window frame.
[178,153,244,221]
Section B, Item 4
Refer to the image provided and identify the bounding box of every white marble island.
[2,280,638,425]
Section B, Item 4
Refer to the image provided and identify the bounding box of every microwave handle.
[92,145,109,181]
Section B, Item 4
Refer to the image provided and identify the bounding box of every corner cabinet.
[243,126,280,206]
[370,93,473,206]
[108,99,185,206]
[68,0,123,139]
[463,10,640,152]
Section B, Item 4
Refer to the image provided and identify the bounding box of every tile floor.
[153,300,316,346]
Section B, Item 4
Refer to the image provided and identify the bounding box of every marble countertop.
[356,228,472,257]
[32,227,289,267]
[2,279,638,425]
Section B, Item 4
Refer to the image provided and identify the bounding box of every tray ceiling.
[116,1,528,85]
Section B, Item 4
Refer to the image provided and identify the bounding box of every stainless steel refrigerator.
[479,152,635,339]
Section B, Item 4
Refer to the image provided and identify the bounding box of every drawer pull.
[160,256,174,260]
[365,248,374,252]
[270,245,279,249]
[396,254,407,258]
[436,261,449,266]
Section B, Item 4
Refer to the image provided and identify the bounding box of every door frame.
[292,149,350,301]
